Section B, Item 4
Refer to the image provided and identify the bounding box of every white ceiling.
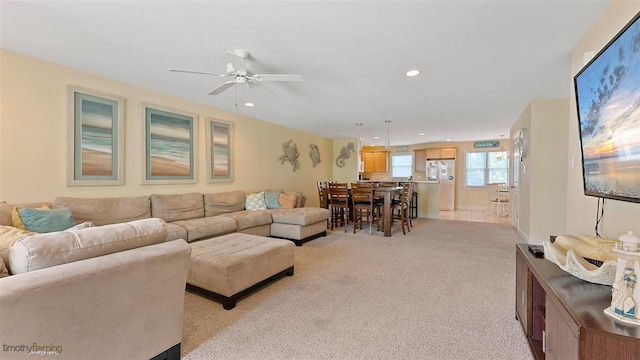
[0,0,609,146]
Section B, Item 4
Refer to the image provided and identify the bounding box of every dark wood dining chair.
[391,183,412,235]
[317,181,329,209]
[327,182,349,232]
[350,182,382,235]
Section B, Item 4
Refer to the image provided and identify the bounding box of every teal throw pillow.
[264,191,281,209]
[19,207,76,233]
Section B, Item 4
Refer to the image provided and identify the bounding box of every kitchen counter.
[414,182,440,218]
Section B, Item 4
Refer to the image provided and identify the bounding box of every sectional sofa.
[0,189,330,359]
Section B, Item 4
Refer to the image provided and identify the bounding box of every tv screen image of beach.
[574,13,640,203]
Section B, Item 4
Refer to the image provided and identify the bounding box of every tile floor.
[438,209,511,224]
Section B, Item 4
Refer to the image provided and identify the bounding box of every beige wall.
[511,98,570,244]
[566,1,640,239]
[0,50,332,206]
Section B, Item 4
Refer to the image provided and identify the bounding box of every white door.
[511,131,521,230]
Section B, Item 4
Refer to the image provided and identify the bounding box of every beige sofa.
[0,218,190,360]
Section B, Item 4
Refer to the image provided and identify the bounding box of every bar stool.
[327,182,349,232]
[351,182,382,235]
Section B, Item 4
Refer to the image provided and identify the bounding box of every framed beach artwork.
[67,86,124,186]
[205,118,234,183]
[141,103,197,184]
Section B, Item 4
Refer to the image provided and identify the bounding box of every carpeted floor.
[181,218,533,359]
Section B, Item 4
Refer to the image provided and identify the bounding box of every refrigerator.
[426,160,455,211]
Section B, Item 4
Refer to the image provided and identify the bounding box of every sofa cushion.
[9,218,167,274]
[171,217,237,242]
[220,210,272,231]
[245,192,267,211]
[0,202,54,226]
[19,207,76,233]
[150,193,204,222]
[269,208,331,226]
[203,190,246,217]
[165,223,188,242]
[54,196,151,225]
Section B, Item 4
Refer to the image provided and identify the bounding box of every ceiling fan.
[169,49,303,102]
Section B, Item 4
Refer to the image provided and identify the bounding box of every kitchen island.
[414,181,440,219]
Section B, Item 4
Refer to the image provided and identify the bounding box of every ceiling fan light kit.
[169,49,304,105]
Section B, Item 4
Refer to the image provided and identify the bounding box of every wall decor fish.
[309,144,321,167]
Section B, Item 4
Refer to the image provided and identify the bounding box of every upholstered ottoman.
[187,233,295,310]
[269,207,330,246]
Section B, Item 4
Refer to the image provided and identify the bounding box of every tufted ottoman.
[187,233,295,310]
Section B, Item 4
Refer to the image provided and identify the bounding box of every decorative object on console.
[278,139,300,172]
[542,234,618,285]
[309,144,321,167]
[335,142,355,168]
[141,103,197,184]
[605,231,640,325]
[206,118,234,183]
[67,86,124,186]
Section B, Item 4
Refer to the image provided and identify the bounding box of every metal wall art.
[335,142,355,168]
[309,144,321,167]
[278,139,300,172]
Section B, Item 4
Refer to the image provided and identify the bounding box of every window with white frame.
[391,154,413,178]
[465,150,509,187]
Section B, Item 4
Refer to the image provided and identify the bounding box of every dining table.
[373,186,403,237]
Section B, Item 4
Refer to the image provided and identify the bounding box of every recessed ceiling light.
[374,136,380,139]
[244,102,254,107]
[445,138,452,142]
[419,133,425,136]
[406,70,421,77]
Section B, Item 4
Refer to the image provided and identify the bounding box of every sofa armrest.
[0,240,191,360]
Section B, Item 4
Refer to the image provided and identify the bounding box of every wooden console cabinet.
[515,244,640,359]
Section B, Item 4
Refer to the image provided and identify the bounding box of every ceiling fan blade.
[226,51,247,75]
[169,68,227,77]
[208,81,236,95]
[257,82,280,99]
[253,74,304,82]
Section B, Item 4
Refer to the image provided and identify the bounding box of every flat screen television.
[574,12,640,204]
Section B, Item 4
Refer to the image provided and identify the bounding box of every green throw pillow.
[264,191,281,209]
[19,207,76,233]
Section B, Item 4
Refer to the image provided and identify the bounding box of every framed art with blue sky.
[67,86,124,186]
[141,103,197,184]
[206,118,234,183]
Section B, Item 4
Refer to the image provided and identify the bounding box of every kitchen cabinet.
[425,147,456,160]
[414,149,426,172]
[362,151,388,172]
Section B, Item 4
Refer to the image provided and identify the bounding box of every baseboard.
[456,205,491,211]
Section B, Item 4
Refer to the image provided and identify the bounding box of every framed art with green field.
[141,103,198,184]
[206,118,234,183]
[67,86,124,186]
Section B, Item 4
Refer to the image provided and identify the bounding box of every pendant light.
[384,120,392,149]
[356,123,363,151]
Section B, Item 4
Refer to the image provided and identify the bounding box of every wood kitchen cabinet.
[362,151,388,172]
[425,147,456,160]
[414,149,426,172]
[515,244,640,359]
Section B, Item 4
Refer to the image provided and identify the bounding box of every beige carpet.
[181,218,533,359]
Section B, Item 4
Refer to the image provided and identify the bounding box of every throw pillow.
[19,207,76,233]
[264,191,281,209]
[0,225,35,249]
[245,192,267,211]
[0,257,7,278]
[65,221,95,231]
[12,204,50,229]
[279,193,298,209]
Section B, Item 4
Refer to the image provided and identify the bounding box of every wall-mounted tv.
[574,12,640,204]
